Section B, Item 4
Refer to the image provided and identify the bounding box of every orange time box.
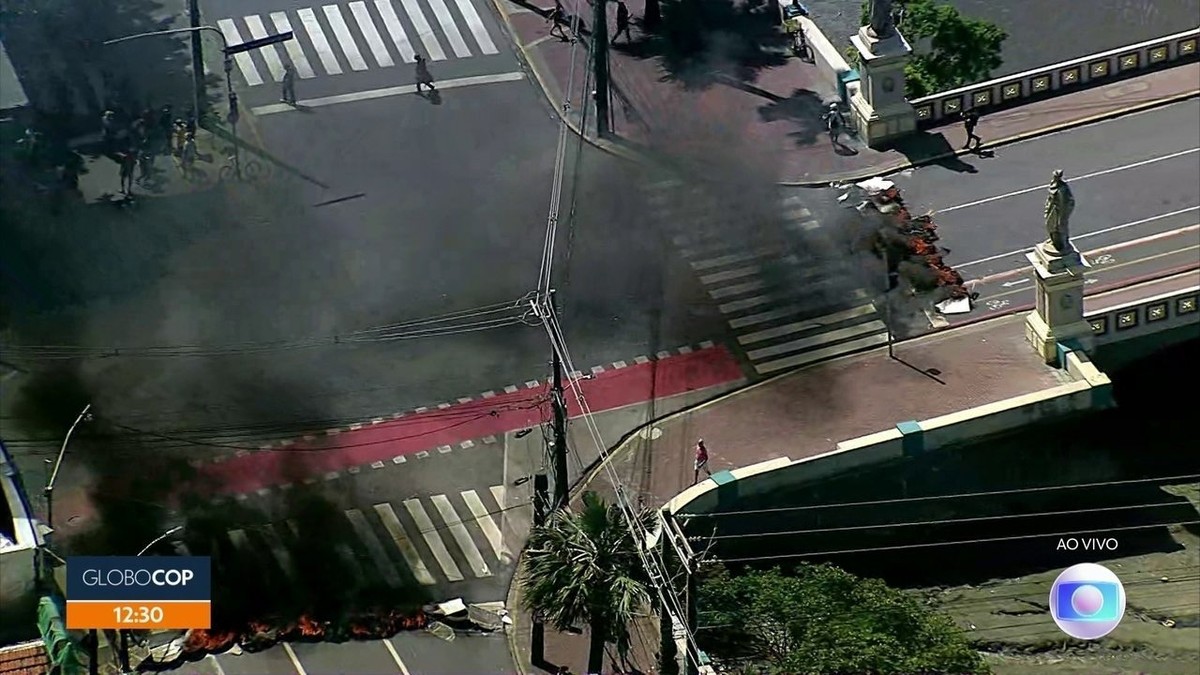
[67,601,211,630]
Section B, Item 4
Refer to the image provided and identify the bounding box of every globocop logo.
[1049,562,1126,640]
[66,556,211,630]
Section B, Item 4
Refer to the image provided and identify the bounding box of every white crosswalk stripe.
[323,4,370,71]
[425,0,472,57]
[432,494,491,578]
[398,0,447,60]
[452,0,499,54]
[270,12,317,78]
[349,1,396,67]
[641,177,887,375]
[194,486,523,590]
[217,19,263,86]
[222,1,500,87]
[243,15,287,81]
[344,509,403,587]
[297,7,344,75]
[374,0,418,63]
[404,498,464,581]
[374,503,437,585]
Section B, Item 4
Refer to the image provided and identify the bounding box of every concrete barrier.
[801,17,853,101]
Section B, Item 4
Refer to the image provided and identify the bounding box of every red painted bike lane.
[188,346,745,497]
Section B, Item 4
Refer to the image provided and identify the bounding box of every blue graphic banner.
[66,556,211,602]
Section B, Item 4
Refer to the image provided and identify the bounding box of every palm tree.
[520,491,656,674]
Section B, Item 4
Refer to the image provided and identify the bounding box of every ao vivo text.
[1057,537,1119,551]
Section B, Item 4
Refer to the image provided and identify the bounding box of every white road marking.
[217,20,263,86]
[939,149,1200,214]
[323,4,370,70]
[453,0,499,54]
[425,0,472,57]
[398,0,447,60]
[432,494,491,578]
[206,655,227,675]
[489,485,506,509]
[972,227,1200,285]
[738,304,878,344]
[461,490,504,561]
[727,293,870,328]
[251,72,526,114]
[297,7,344,74]
[747,321,887,360]
[403,498,464,581]
[700,265,761,285]
[270,13,316,78]
[227,529,254,552]
[689,250,767,271]
[755,332,890,374]
[259,525,299,580]
[958,206,1200,268]
[373,504,436,585]
[349,1,395,67]
[345,509,404,587]
[242,15,287,81]
[374,0,417,62]
[708,279,767,299]
[282,643,308,675]
[383,639,412,675]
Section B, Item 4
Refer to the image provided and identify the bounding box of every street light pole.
[44,404,92,536]
[120,526,185,673]
[879,239,895,359]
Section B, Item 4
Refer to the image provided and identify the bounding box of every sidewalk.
[506,312,1077,674]
[495,0,1200,185]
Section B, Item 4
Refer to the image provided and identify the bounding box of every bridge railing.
[910,27,1200,127]
[1085,283,1199,342]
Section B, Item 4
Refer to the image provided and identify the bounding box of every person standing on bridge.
[693,439,712,484]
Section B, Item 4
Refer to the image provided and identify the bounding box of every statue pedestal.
[849,27,917,148]
[1025,242,1093,364]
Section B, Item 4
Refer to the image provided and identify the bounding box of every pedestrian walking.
[172,119,187,156]
[547,0,569,41]
[118,150,136,194]
[137,138,154,183]
[101,110,117,150]
[960,109,982,151]
[180,132,197,179]
[821,102,846,144]
[613,1,632,44]
[281,64,297,104]
[415,54,436,94]
[693,439,711,484]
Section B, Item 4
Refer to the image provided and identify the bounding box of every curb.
[780,89,1200,187]
[487,2,1200,189]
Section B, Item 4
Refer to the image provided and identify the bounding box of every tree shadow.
[891,131,979,174]
[755,87,825,147]
[615,0,789,90]
[0,0,221,138]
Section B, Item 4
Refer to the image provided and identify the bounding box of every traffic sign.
[224,31,293,55]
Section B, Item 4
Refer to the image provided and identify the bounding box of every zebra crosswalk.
[217,0,501,88]
[174,485,524,590]
[644,178,890,375]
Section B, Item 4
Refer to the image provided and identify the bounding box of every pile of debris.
[838,178,975,315]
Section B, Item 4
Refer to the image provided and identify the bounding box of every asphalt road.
[884,99,1200,324]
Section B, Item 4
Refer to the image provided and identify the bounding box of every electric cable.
[701,500,1200,540]
[718,521,1200,563]
[0,297,531,360]
[679,474,1200,519]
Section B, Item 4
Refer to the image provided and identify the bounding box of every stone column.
[1025,242,1093,363]
[849,26,917,148]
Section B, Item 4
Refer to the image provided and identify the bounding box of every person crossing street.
[415,54,436,94]
[281,64,297,105]
[693,439,712,484]
[613,1,632,44]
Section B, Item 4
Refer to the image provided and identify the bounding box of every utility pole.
[549,290,570,510]
[530,472,548,663]
[187,0,204,120]
[592,0,611,137]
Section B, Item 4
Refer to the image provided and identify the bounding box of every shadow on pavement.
[892,131,980,174]
[615,0,788,90]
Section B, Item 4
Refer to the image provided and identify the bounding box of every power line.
[679,474,1200,519]
[1,298,531,361]
[718,521,1200,563]
[703,500,1195,540]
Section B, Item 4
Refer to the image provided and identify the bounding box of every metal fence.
[910,27,1200,127]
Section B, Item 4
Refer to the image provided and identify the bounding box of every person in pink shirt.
[693,439,711,484]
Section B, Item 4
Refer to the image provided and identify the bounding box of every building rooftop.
[0,641,48,675]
